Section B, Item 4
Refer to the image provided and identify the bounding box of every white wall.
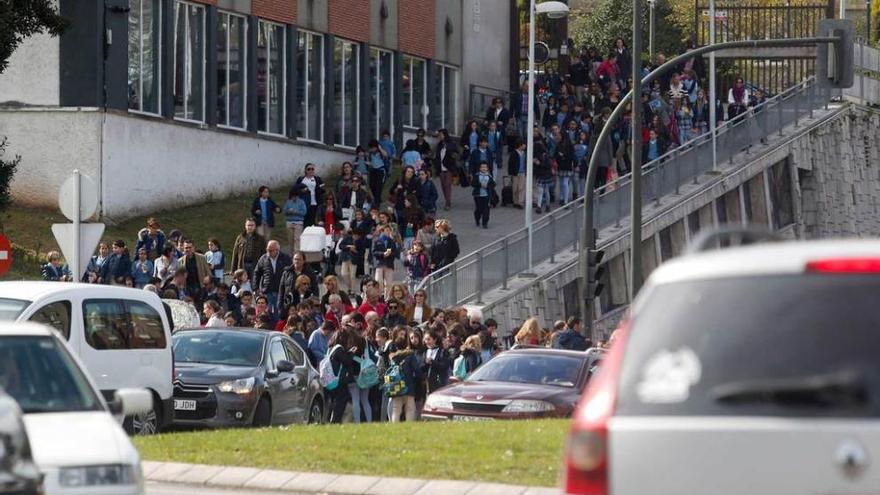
[0,108,102,211]
[100,113,352,220]
[461,0,511,107]
[0,32,60,106]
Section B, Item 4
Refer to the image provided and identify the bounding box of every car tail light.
[563,320,630,495]
[806,258,880,274]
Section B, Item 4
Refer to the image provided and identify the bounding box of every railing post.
[794,85,800,127]
[778,97,784,136]
[809,82,814,119]
[549,214,557,264]
[674,149,681,195]
[501,237,509,290]
[450,266,459,307]
[475,252,483,304]
[614,187,623,227]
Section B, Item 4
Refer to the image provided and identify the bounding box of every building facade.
[0,0,513,220]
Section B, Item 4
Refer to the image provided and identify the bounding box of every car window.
[467,354,584,388]
[28,301,72,340]
[0,336,103,414]
[269,340,288,369]
[617,275,880,418]
[283,340,305,367]
[172,331,264,367]
[0,298,31,321]
[82,299,167,350]
[128,301,166,349]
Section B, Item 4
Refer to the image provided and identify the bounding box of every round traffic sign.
[0,234,12,277]
[58,173,99,222]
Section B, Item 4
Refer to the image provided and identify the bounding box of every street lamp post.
[525,0,570,274]
[648,0,656,60]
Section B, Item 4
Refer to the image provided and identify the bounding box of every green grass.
[134,419,569,487]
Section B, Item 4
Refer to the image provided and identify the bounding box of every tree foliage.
[0,0,68,74]
[570,0,691,59]
[0,138,19,214]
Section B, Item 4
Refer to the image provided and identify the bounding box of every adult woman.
[316,194,343,235]
[130,248,153,289]
[404,289,432,326]
[515,317,543,346]
[433,129,459,211]
[289,275,315,309]
[391,166,419,224]
[727,77,750,120]
[389,283,413,311]
[459,334,483,377]
[294,163,326,227]
[320,275,352,311]
[327,326,358,423]
[422,329,450,393]
[153,244,178,287]
[693,88,710,136]
[335,161,356,199]
[429,219,460,272]
[400,195,425,250]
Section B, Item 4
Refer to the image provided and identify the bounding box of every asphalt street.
[146,482,271,494]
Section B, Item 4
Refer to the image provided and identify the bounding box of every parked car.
[0,322,152,495]
[0,390,42,495]
[171,328,324,427]
[422,348,599,420]
[0,282,173,435]
[563,238,880,494]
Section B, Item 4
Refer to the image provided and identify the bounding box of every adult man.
[569,49,590,102]
[100,240,131,285]
[381,300,407,328]
[357,281,386,317]
[485,97,510,149]
[231,219,267,281]
[553,317,589,351]
[178,240,211,299]
[512,81,539,139]
[161,267,188,300]
[507,139,527,209]
[323,293,354,327]
[308,320,335,363]
[253,240,291,315]
[278,252,319,313]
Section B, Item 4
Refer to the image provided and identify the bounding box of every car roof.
[0,281,153,301]
[503,348,592,360]
[0,322,55,337]
[174,327,280,338]
[648,239,880,286]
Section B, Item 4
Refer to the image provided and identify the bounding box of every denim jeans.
[558,172,573,204]
[347,383,372,423]
[535,181,552,208]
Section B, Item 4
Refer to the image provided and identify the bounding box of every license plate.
[174,399,197,411]
[453,415,493,422]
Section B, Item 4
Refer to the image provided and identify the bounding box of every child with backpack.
[320,326,358,424]
[453,334,484,380]
[384,335,422,422]
[350,334,379,423]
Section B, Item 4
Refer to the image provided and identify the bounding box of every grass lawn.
[134,419,569,487]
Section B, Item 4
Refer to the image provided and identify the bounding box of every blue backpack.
[354,347,380,389]
[383,359,410,397]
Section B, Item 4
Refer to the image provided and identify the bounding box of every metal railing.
[845,41,880,105]
[468,84,512,124]
[421,76,834,309]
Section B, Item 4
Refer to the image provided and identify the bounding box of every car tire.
[307,398,323,425]
[253,396,272,427]
[124,397,160,436]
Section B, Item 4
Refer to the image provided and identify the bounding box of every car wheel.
[124,399,160,436]
[253,396,272,427]
[307,399,323,424]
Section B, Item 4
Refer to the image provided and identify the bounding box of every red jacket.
[597,60,620,83]
[324,304,354,326]
[357,300,386,317]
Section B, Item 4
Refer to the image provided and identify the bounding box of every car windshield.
[173,331,264,367]
[468,353,584,388]
[0,298,30,321]
[0,336,103,414]
[617,274,880,417]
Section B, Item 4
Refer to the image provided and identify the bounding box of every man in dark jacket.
[100,240,131,285]
[278,251,319,313]
[231,219,267,281]
[381,300,407,329]
[553,318,589,351]
[508,139,527,209]
[252,240,291,316]
[467,137,494,177]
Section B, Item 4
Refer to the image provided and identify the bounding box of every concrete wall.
[297,0,329,32]
[0,32,60,106]
[99,112,350,220]
[461,0,511,97]
[434,0,462,66]
[0,108,102,212]
[370,0,398,50]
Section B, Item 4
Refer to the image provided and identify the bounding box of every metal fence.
[468,84,511,124]
[845,41,880,105]
[420,76,832,309]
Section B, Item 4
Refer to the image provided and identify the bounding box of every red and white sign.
[0,234,12,277]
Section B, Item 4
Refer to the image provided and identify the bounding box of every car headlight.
[424,394,454,411]
[216,377,256,394]
[502,400,556,413]
[59,464,137,487]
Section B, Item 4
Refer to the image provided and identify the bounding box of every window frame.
[333,38,360,149]
[27,301,72,341]
[402,54,427,130]
[268,338,289,369]
[217,10,248,130]
[435,63,460,135]
[172,0,207,123]
[369,46,394,141]
[257,19,287,137]
[282,339,305,367]
[296,29,325,143]
[128,0,163,116]
[81,299,168,351]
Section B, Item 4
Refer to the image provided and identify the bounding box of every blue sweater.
[284,198,308,224]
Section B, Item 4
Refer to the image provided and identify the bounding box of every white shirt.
[439,146,448,172]
[206,315,225,327]
[426,347,439,362]
[269,255,278,272]
[413,305,424,323]
[302,176,317,205]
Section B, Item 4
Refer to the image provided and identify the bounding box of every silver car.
[564,238,880,494]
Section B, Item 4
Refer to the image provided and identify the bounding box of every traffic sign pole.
[73,170,81,285]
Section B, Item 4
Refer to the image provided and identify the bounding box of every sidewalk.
[143,461,561,495]
[440,181,527,255]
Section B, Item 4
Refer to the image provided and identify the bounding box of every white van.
[0,322,152,495]
[0,282,173,434]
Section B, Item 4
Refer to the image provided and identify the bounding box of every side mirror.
[111,388,153,416]
[276,360,295,373]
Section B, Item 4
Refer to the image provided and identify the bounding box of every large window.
[257,21,286,135]
[333,39,360,147]
[217,12,246,129]
[296,31,324,141]
[402,55,426,129]
[368,47,393,140]
[434,63,459,133]
[173,1,205,121]
[82,300,167,350]
[128,0,162,114]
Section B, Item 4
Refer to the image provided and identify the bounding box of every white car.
[0,282,173,434]
[0,322,152,494]
[564,238,880,494]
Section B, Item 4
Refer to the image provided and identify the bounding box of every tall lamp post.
[525,0,570,274]
[648,0,656,60]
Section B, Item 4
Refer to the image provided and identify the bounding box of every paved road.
[436,178,526,254]
[146,482,270,494]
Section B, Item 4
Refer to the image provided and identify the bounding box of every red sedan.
[422,348,603,420]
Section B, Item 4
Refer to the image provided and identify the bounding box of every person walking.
[130,248,154,289]
[253,240,291,316]
[429,219,459,272]
[231,219,267,281]
[472,162,496,229]
[508,139,527,209]
[294,163,325,227]
[433,129,459,211]
[372,225,399,300]
[251,186,281,241]
[367,140,387,207]
[283,186,308,255]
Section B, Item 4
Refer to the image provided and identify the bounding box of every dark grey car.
[171,329,324,428]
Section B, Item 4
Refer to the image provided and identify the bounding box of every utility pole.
[709,0,718,171]
[629,0,644,298]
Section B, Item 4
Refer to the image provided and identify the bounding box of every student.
[284,186,308,255]
[471,162,496,229]
[388,335,422,422]
[251,185,280,241]
[416,169,439,216]
[206,238,225,284]
[230,269,252,298]
[423,329,451,394]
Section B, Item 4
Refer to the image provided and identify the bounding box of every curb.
[143,461,561,495]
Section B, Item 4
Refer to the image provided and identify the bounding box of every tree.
[0,138,19,214]
[0,0,68,74]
